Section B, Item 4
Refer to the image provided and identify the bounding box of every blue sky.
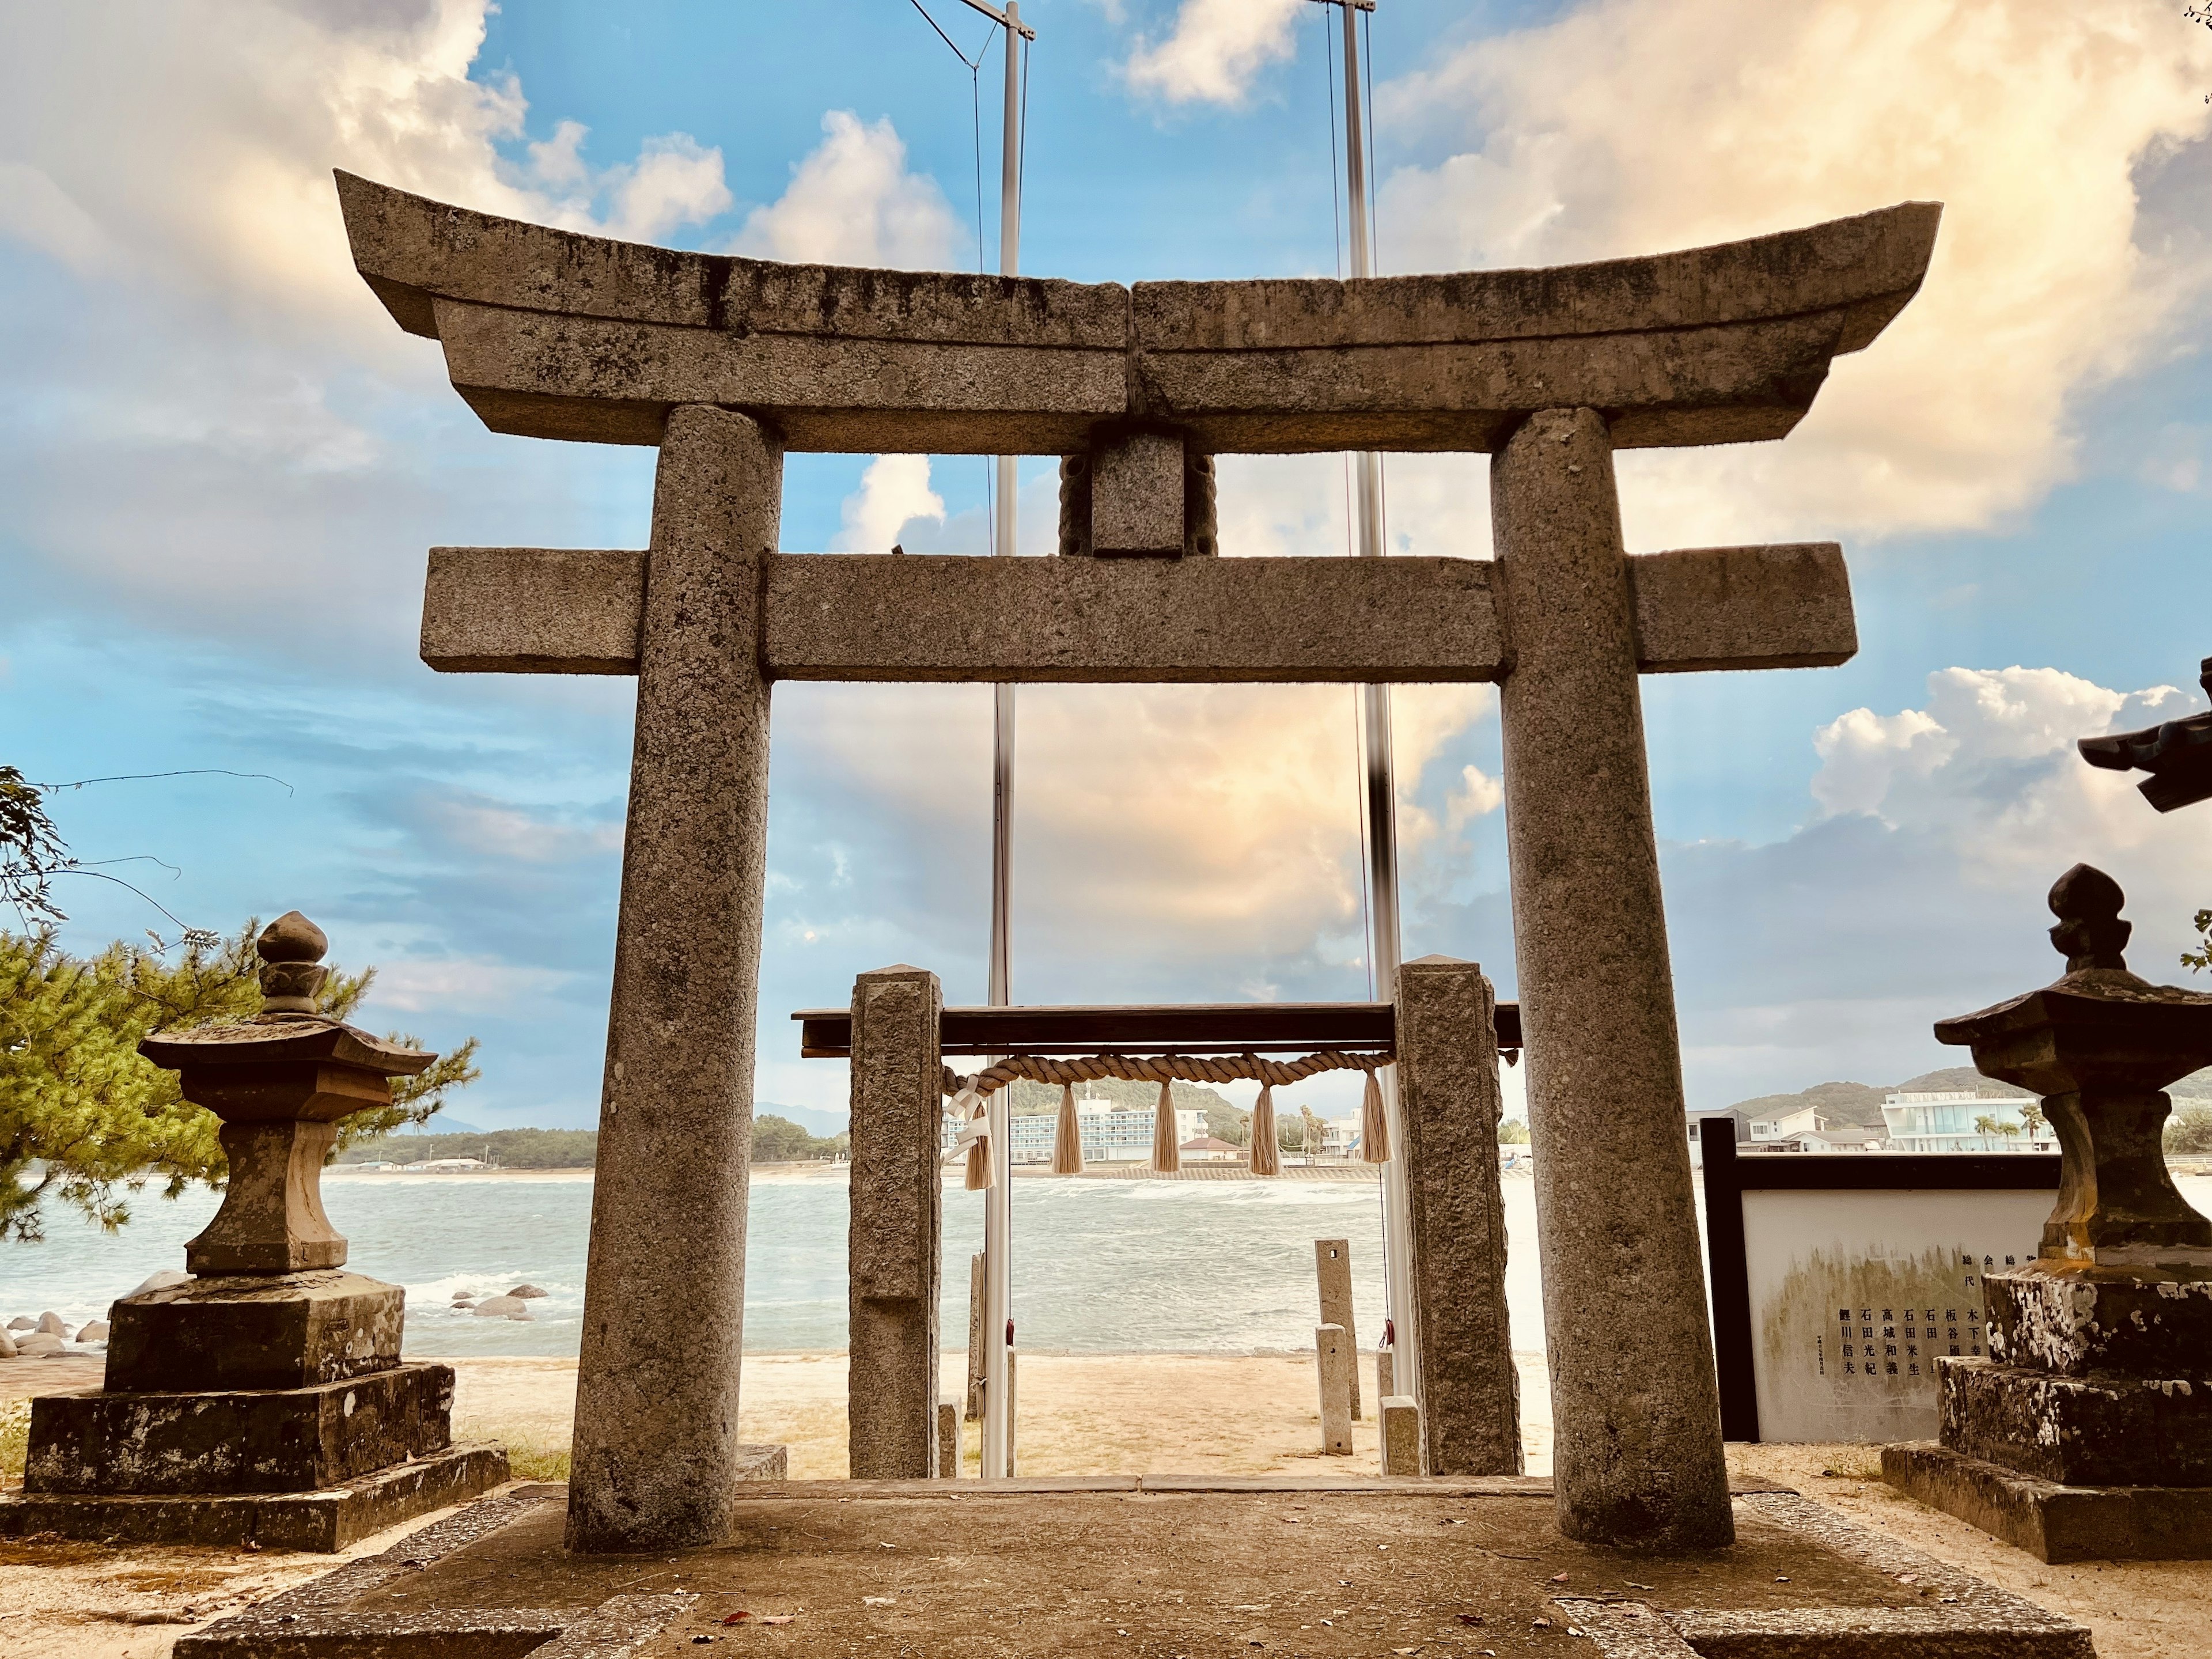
[3,0,2210,1132]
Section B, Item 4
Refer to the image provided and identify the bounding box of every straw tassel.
[964,1094,994,1190]
[1051,1082,1086,1175]
[1247,1084,1282,1177]
[1359,1067,1391,1164]
[1151,1079,1181,1173]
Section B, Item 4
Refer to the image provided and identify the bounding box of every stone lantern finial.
[2047,863,2130,973]
[256,910,330,1016]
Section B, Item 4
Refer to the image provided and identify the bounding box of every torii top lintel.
[335,172,1939,457]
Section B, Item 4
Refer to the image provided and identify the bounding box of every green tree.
[1974,1112,2022,1142]
[1,922,479,1242]
[2167,1105,2212,1156]
[1498,1117,1530,1145]
[2018,1098,2048,1141]
[751,1113,846,1163]
[2184,908,2212,974]
[0,767,69,927]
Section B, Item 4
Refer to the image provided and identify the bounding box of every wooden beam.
[791,1001,1524,1059]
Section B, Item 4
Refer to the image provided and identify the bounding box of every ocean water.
[0,1172,1519,1359]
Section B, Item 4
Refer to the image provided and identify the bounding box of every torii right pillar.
[1494,408,1734,1548]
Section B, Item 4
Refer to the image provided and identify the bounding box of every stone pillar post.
[847,964,945,1479]
[1491,407,1733,1549]
[567,407,781,1553]
[1394,954,1521,1475]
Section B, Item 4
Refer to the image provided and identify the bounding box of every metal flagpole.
[956,0,1032,1482]
[1319,0,1421,1435]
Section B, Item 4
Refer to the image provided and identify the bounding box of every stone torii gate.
[337,173,1937,1554]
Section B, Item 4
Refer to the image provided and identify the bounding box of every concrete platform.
[174,1476,2091,1657]
[1885,1439,2212,1564]
[0,1443,509,1552]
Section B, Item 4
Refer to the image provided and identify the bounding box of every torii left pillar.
[566,407,780,1553]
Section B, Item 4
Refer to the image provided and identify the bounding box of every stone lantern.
[1885,865,2212,1560]
[0,913,506,1550]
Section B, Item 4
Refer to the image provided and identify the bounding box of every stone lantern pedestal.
[1884,867,2212,1560]
[0,914,507,1550]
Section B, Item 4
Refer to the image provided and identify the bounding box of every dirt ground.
[0,1354,2203,1657]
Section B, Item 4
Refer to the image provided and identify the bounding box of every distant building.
[1688,1109,1750,1166]
[948,1102,1211,1165]
[1180,1135,1244,1162]
[402,1157,488,1172]
[1881,1090,2049,1153]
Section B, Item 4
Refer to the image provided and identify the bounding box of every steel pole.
[981,0,1023,1482]
[1336,1,1420,1434]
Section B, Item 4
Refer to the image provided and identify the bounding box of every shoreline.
[321,1160,1426,1184]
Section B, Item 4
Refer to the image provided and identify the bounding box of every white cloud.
[1126,0,1305,105]
[361,956,575,1016]
[1377,0,2212,547]
[1661,663,2212,1103]
[834,455,946,552]
[732,111,964,270]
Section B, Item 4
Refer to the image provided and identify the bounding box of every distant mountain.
[408,1116,485,1135]
[1719,1062,2212,1124]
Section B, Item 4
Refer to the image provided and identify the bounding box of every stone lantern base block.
[25,1362,460,1496]
[1938,1357,2212,1486]
[105,1270,405,1394]
[1884,1440,2212,1562]
[1986,1265,2212,1377]
[0,1443,508,1553]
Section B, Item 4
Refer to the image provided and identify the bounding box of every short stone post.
[1380,1396,1422,1477]
[847,964,945,1480]
[1376,1344,1395,1404]
[1394,955,1521,1474]
[1314,1239,1361,1419]
[1056,427,1217,558]
[936,1404,960,1478]
[1316,1324,1354,1455]
[568,407,783,1552]
[1885,866,2212,1560]
[1493,408,1733,1548]
[0,914,506,1549]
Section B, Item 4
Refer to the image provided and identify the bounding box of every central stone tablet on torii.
[338,173,1938,1554]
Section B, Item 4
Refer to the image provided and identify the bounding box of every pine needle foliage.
[0,921,479,1242]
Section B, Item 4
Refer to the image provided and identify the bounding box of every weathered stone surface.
[1885,1440,2212,1563]
[24,1362,456,1495]
[36,1311,67,1336]
[1987,1263,2212,1377]
[1378,1396,1421,1478]
[1627,542,1854,672]
[421,541,1854,686]
[936,1403,959,1478]
[1315,1325,1353,1456]
[340,171,1936,456]
[1493,408,1732,1550]
[474,1295,531,1320]
[423,547,645,673]
[1313,1240,1359,1420]
[141,1012,434,1275]
[105,1271,403,1394]
[1938,1357,2212,1487]
[1393,955,1521,1476]
[0,1443,507,1553]
[567,406,779,1555]
[847,964,943,1482]
[433,299,1128,453]
[1090,430,1185,556]
[76,1319,109,1343]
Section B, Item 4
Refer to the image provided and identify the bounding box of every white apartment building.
[1880,1090,2049,1153]
[942,1103,1212,1165]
